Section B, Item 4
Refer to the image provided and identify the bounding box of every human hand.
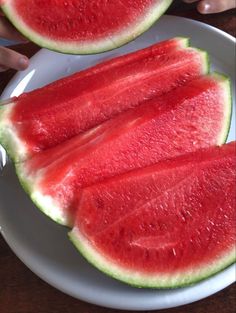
[183,0,236,14]
[0,11,29,72]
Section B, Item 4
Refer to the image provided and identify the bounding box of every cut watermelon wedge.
[16,73,232,226]
[1,0,173,54]
[0,40,209,162]
[69,141,236,288]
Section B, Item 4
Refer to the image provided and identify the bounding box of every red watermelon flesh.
[1,37,189,161]
[5,43,207,161]
[70,141,236,287]
[18,73,231,226]
[10,0,162,42]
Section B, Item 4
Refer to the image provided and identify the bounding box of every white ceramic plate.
[0,15,235,311]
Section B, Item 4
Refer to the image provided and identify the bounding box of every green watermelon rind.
[195,48,210,74]
[1,0,173,55]
[212,72,233,144]
[68,227,236,288]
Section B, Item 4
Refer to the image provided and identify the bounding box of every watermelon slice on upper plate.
[1,0,173,54]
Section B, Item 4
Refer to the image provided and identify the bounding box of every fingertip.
[0,65,9,72]
[197,1,211,14]
[17,56,29,70]
[0,46,29,71]
[197,0,236,14]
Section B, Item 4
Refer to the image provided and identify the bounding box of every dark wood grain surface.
[0,2,235,313]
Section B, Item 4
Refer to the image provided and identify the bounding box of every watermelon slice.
[16,73,232,226]
[1,0,173,54]
[69,141,236,288]
[0,41,209,162]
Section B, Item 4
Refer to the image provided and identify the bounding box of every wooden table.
[0,2,235,313]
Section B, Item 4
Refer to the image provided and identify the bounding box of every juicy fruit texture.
[70,142,236,288]
[17,73,231,226]
[1,0,173,54]
[0,33,234,288]
[0,40,209,162]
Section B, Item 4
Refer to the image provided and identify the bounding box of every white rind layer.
[0,102,28,162]
[15,161,71,226]
[1,0,173,54]
[31,190,70,226]
[212,73,232,144]
[69,227,236,288]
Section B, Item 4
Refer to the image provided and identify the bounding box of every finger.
[0,65,9,72]
[0,46,29,71]
[198,0,236,14]
[0,16,27,42]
